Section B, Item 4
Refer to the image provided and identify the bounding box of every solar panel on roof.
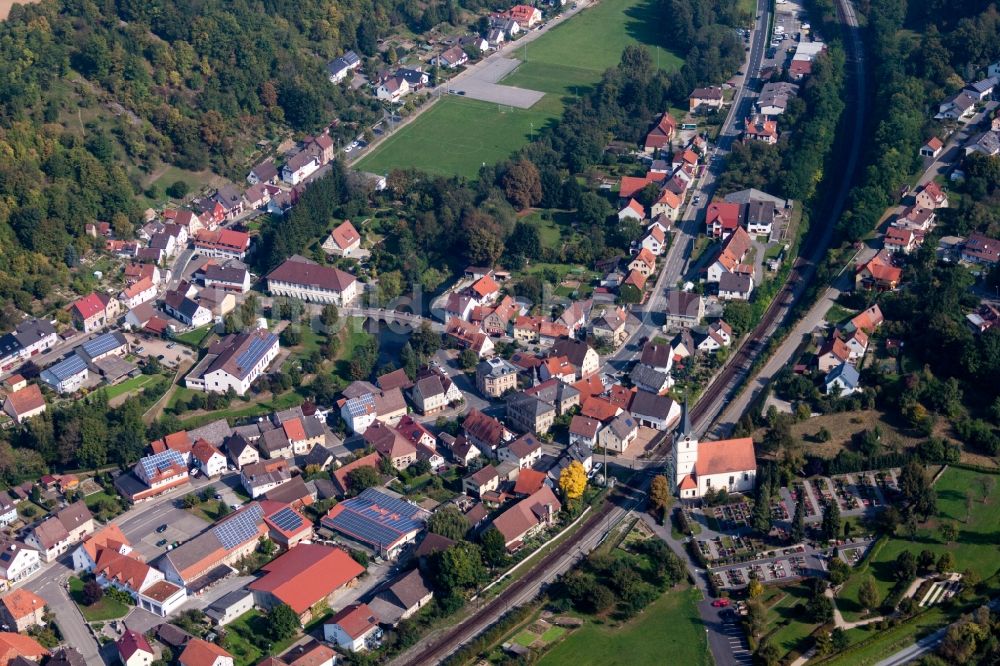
[81,332,125,358]
[46,355,87,381]
[269,506,303,532]
[138,449,185,478]
[347,393,375,417]
[212,503,264,549]
[236,334,276,370]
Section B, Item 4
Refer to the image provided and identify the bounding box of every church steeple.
[680,398,691,439]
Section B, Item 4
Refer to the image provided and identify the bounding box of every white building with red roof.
[325,602,382,651]
[267,255,359,305]
[2,384,46,424]
[673,405,756,499]
[117,629,155,666]
[322,220,362,257]
[192,439,228,477]
[179,638,233,666]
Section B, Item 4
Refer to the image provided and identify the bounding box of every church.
[674,404,757,499]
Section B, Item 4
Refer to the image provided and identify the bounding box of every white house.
[185,330,280,396]
[120,277,158,310]
[192,440,228,477]
[327,51,361,83]
[40,355,88,394]
[498,434,543,469]
[618,198,645,222]
[282,151,321,186]
[0,539,41,585]
[324,603,382,652]
[376,76,410,102]
[825,362,860,396]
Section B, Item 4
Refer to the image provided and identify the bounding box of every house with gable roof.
[322,220,363,257]
[673,405,756,499]
[491,485,561,551]
[644,112,676,153]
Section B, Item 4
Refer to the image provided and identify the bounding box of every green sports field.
[501,0,683,97]
[356,95,563,178]
[356,0,683,178]
[538,586,711,666]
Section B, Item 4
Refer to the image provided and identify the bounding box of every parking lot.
[114,480,222,562]
[126,333,198,369]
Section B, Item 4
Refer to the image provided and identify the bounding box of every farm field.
[356,96,562,178]
[538,586,710,666]
[501,0,683,97]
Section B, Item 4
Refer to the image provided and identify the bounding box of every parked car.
[156,539,168,547]
[712,599,731,607]
[156,524,168,533]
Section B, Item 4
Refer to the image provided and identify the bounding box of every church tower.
[674,400,698,488]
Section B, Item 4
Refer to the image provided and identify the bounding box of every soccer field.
[502,0,684,96]
[356,96,562,178]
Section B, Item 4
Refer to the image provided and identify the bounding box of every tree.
[459,348,478,370]
[320,304,340,330]
[918,549,936,573]
[940,521,958,544]
[559,461,588,501]
[501,160,542,210]
[82,580,104,605]
[831,628,849,652]
[751,488,772,535]
[895,550,917,582]
[427,506,469,541]
[827,558,850,586]
[821,499,841,542]
[480,527,508,567]
[858,576,880,613]
[649,474,672,522]
[748,578,764,599]
[431,542,486,597]
[346,466,381,496]
[166,180,189,198]
[507,221,543,260]
[791,494,806,543]
[937,551,955,574]
[806,587,833,623]
[268,603,299,640]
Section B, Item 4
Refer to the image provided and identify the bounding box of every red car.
[712,599,731,608]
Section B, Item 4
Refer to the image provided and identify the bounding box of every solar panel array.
[138,449,186,478]
[235,333,277,372]
[46,355,87,381]
[269,506,304,533]
[346,393,376,418]
[213,502,264,549]
[326,488,424,548]
[81,332,125,358]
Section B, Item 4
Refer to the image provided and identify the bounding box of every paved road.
[27,564,101,664]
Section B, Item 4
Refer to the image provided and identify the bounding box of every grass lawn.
[68,577,130,622]
[177,390,305,429]
[225,610,299,666]
[186,499,228,523]
[762,584,818,657]
[173,325,214,348]
[103,373,166,401]
[333,318,379,381]
[523,210,575,250]
[824,303,857,326]
[356,95,563,178]
[538,586,711,666]
[839,467,1000,622]
[502,0,683,98]
[821,606,948,666]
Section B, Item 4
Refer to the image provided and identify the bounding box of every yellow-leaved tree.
[559,461,588,501]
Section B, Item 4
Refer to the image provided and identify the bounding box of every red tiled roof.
[117,629,154,661]
[925,137,943,150]
[327,603,379,640]
[0,632,48,664]
[0,589,45,621]
[694,438,756,477]
[283,418,307,442]
[194,228,250,252]
[850,305,883,333]
[248,544,364,614]
[72,293,106,320]
[333,453,381,495]
[179,638,233,666]
[470,274,500,299]
[4,384,44,416]
[80,523,131,563]
[329,220,361,250]
[513,469,546,495]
